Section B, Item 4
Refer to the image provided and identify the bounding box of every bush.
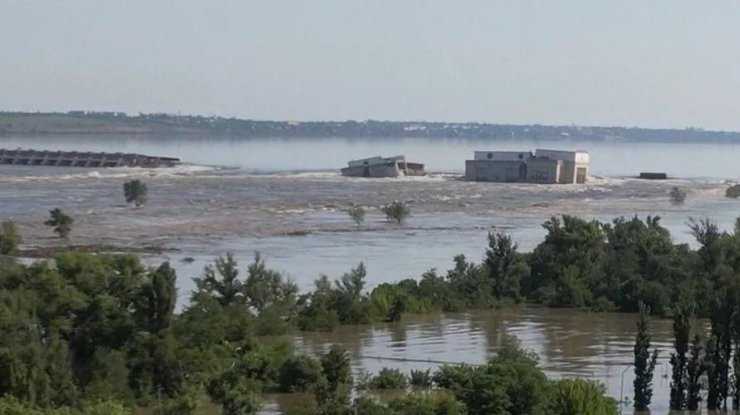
[369,368,408,389]
[388,391,465,415]
[726,184,740,199]
[348,206,366,226]
[409,369,433,388]
[123,179,148,207]
[279,355,323,392]
[44,208,73,238]
[381,201,410,224]
[669,186,686,205]
[0,220,22,255]
[548,379,618,415]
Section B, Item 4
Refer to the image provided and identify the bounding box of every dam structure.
[465,149,589,184]
[0,148,180,168]
[341,155,426,178]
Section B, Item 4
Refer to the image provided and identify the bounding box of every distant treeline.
[2,111,740,142]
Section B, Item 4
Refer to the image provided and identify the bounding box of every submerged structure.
[465,149,589,184]
[0,148,180,168]
[341,155,426,178]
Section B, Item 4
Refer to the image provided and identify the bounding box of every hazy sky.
[2,1,740,129]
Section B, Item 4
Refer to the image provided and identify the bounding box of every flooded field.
[2,134,739,414]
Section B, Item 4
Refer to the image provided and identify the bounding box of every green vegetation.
[0,220,22,255]
[123,180,148,207]
[368,368,408,390]
[669,186,687,204]
[726,184,740,198]
[549,379,617,415]
[381,201,410,225]
[44,208,73,238]
[348,206,365,227]
[2,212,740,413]
[633,303,659,412]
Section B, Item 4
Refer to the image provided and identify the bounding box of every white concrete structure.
[465,149,589,184]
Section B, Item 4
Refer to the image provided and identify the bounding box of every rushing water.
[1,134,739,414]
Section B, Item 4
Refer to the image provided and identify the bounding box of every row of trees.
[347,201,411,227]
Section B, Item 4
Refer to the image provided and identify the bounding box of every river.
[1,134,739,413]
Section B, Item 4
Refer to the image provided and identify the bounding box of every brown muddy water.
[2,135,740,414]
[261,307,678,415]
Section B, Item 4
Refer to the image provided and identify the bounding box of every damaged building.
[465,149,589,184]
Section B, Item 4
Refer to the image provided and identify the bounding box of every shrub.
[669,186,686,205]
[123,179,148,207]
[348,206,366,226]
[726,184,740,199]
[279,355,323,392]
[548,379,618,415]
[369,368,408,389]
[388,391,465,415]
[409,369,433,388]
[0,220,22,255]
[44,208,73,238]
[381,201,410,224]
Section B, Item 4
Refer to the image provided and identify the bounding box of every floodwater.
[1,134,739,414]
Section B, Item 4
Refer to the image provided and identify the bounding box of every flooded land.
[2,134,739,414]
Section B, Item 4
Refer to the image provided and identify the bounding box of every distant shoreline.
[2,111,740,142]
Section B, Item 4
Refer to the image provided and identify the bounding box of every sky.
[2,1,740,130]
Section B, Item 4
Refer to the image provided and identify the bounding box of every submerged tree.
[347,206,365,227]
[669,301,692,410]
[633,302,659,412]
[123,179,148,207]
[686,335,705,411]
[0,220,22,255]
[669,186,687,205]
[381,201,410,225]
[44,208,73,238]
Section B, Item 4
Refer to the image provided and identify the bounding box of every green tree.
[44,208,73,238]
[485,232,529,301]
[0,220,22,255]
[348,206,365,227]
[633,303,659,412]
[686,335,705,411]
[669,301,692,410]
[123,179,148,207]
[548,379,617,415]
[381,201,410,225]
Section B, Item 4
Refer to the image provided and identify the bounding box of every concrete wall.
[525,159,561,184]
[465,160,526,182]
[473,151,532,161]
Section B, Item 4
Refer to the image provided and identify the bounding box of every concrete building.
[341,155,426,178]
[465,149,589,184]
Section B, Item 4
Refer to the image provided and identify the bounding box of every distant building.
[341,155,426,178]
[465,149,589,184]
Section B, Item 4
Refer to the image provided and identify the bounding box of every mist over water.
[2,134,739,414]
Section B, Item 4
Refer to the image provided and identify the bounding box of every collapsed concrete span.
[341,155,426,178]
[0,148,180,168]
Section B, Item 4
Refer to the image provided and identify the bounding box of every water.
[1,134,740,177]
[1,134,739,413]
[285,306,679,415]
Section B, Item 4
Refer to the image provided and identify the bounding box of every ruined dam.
[0,148,180,168]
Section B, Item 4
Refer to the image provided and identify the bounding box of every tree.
[0,220,22,255]
[123,180,148,208]
[669,186,687,205]
[381,201,410,225]
[669,301,692,410]
[347,206,365,227]
[686,335,705,410]
[633,303,659,412]
[549,379,618,415]
[484,232,529,301]
[44,208,73,238]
